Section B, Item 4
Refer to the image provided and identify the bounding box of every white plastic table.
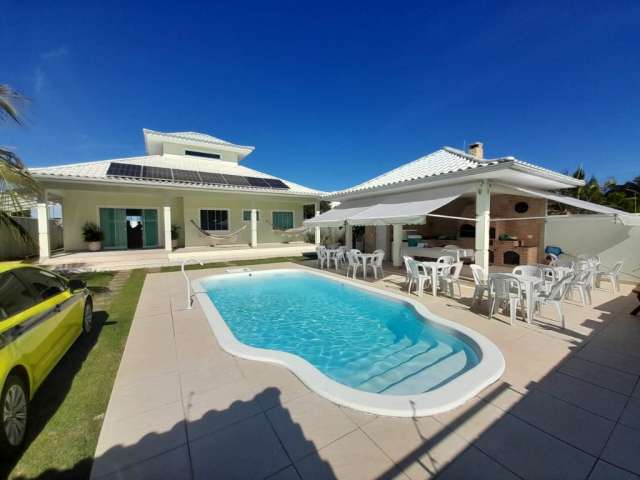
[419,261,451,297]
[491,273,542,323]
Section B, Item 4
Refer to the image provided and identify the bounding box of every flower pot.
[172,239,178,249]
[87,241,102,252]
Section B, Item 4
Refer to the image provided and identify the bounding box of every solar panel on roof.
[246,176,270,188]
[263,178,289,189]
[199,172,227,185]
[106,161,290,191]
[222,174,251,186]
[142,166,173,181]
[107,162,142,178]
[172,169,202,183]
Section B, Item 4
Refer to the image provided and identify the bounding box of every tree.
[562,164,639,214]
[0,85,42,242]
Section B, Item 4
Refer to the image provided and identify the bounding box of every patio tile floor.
[91,261,640,479]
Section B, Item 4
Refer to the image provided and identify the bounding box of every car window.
[14,268,67,302]
[0,273,37,320]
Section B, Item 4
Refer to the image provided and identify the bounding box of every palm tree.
[0,84,42,242]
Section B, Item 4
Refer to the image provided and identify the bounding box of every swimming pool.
[194,269,504,416]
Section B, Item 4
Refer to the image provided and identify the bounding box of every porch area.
[39,242,317,272]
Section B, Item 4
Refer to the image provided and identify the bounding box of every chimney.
[468,142,484,159]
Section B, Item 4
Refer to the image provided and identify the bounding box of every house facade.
[30,129,323,257]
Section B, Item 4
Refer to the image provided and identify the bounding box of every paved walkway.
[41,243,315,272]
[91,262,640,479]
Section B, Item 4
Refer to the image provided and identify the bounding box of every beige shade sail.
[504,184,640,226]
[304,183,474,227]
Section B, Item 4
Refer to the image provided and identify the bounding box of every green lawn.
[4,256,307,479]
[5,269,147,480]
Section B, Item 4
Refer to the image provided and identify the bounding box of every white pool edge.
[193,268,505,417]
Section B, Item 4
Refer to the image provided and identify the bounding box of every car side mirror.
[69,279,87,292]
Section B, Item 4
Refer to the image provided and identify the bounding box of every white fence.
[544,215,640,283]
[0,217,63,260]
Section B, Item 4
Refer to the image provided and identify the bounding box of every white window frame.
[242,209,261,222]
[198,208,230,232]
[270,210,295,231]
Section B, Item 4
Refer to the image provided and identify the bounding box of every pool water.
[203,271,480,395]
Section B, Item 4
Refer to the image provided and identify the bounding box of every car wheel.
[83,298,93,334]
[0,374,28,456]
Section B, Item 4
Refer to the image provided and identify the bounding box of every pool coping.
[193,267,505,417]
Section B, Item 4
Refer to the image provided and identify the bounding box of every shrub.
[82,222,104,242]
[171,224,181,240]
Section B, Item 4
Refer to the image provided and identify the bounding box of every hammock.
[190,220,248,246]
[265,220,310,237]
[279,226,310,237]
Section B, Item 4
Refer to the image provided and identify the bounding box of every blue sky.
[2,1,639,191]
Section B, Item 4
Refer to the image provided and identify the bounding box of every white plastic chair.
[442,245,460,262]
[549,254,574,269]
[567,268,593,306]
[405,257,431,296]
[578,254,601,268]
[596,260,623,294]
[316,246,327,269]
[439,261,463,298]
[437,255,455,265]
[332,246,346,270]
[345,250,361,279]
[367,250,385,279]
[540,266,557,294]
[512,265,542,278]
[489,274,525,325]
[533,273,574,329]
[470,264,489,305]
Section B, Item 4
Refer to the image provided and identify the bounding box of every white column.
[475,180,491,277]
[345,222,353,249]
[250,208,258,247]
[392,223,403,267]
[163,205,172,251]
[314,201,321,245]
[36,201,50,259]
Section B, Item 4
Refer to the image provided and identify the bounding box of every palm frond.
[0,149,41,198]
[0,85,27,125]
[0,147,42,242]
[0,211,34,244]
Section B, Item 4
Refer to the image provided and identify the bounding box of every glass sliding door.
[99,208,127,249]
[142,209,158,248]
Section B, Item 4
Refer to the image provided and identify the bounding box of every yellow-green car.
[0,263,92,455]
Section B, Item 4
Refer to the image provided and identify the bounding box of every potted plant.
[171,224,181,249]
[82,222,104,251]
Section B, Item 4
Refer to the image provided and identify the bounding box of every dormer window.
[185,150,221,159]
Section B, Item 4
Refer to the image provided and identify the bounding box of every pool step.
[330,339,431,384]
[356,343,462,393]
[381,350,469,395]
[330,338,417,377]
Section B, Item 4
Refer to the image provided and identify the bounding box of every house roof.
[143,129,254,149]
[142,129,255,158]
[30,154,322,197]
[328,147,583,199]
